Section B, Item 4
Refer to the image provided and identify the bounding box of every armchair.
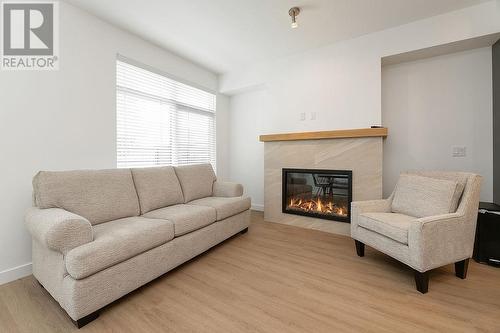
[351,171,482,293]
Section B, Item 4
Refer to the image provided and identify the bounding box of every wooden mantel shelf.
[259,127,388,142]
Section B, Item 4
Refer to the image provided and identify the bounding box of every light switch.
[452,146,466,157]
[299,112,306,121]
[310,112,317,120]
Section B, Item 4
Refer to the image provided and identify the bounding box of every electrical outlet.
[310,112,317,120]
[452,146,466,157]
[299,112,306,121]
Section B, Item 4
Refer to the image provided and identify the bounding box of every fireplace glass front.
[282,168,352,222]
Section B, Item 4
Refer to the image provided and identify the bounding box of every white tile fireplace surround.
[260,128,387,236]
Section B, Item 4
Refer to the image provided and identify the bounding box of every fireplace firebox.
[282,168,352,223]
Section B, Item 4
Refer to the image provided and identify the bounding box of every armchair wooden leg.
[414,270,429,294]
[354,240,365,257]
[455,259,469,279]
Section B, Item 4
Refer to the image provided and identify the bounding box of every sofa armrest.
[213,181,243,197]
[25,207,93,254]
[409,213,471,271]
[351,199,392,238]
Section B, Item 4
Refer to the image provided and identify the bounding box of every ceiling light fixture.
[289,7,300,29]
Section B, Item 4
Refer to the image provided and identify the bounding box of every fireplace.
[282,168,352,223]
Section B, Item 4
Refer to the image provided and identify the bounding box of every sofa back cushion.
[391,174,461,218]
[33,169,140,225]
[174,164,216,202]
[131,166,184,214]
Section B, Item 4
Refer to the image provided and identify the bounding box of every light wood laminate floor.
[1,211,499,332]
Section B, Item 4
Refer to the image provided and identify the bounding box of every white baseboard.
[0,263,32,286]
[251,204,264,212]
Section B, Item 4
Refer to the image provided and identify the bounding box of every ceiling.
[64,0,489,74]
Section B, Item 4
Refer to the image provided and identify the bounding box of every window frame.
[116,55,217,170]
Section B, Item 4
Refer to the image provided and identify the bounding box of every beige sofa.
[25,164,251,327]
[351,171,481,293]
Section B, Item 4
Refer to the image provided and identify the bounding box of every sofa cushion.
[143,204,216,236]
[174,164,216,202]
[65,216,174,279]
[189,196,251,221]
[33,169,140,225]
[132,166,184,214]
[358,212,416,245]
[391,174,460,218]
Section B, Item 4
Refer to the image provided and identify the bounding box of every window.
[116,58,216,170]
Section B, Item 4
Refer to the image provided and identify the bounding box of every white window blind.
[116,59,216,170]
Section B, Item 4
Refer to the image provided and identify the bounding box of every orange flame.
[287,196,347,217]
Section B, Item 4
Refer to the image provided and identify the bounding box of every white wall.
[0,2,222,284]
[216,93,231,181]
[223,1,500,209]
[229,89,268,210]
[382,47,493,201]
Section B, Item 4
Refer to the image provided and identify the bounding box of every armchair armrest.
[213,181,243,197]
[409,213,471,271]
[351,199,392,214]
[351,199,392,238]
[25,207,93,254]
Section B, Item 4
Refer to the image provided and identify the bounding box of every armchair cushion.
[406,171,468,202]
[25,207,93,254]
[392,174,461,218]
[358,212,416,245]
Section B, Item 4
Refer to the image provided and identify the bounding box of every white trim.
[0,263,32,286]
[251,204,264,212]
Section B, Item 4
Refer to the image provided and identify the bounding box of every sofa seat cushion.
[358,212,416,245]
[143,204,216,237]
[189,196,251,221]
[65,217,174,279]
